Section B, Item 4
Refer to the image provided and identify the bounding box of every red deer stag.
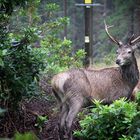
[131,79,140,100]
[133,80,140,94]
[51,21,140,140]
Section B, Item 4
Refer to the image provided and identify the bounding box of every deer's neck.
[121,57,139,87]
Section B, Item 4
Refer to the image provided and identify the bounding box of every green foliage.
[0,108,6,116]
[74,99,140,140]
[39,4,85,75]
[0,0,30,15]
[0,1,85,111]
[0,0,46,111]
[13,2,85,76]
[0,28,45,109]
[35,115,48,132]
[14,132,38,140]
[102,50,116,65]
[118,135,134,140]
[41,37,85,75]
[45,3,60,12]
[128,92,140,139]
[135,92,140,108]
[129,112,140,140]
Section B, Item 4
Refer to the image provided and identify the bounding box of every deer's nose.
[116,59,121,65]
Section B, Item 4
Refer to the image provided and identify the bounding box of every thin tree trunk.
[135,0,140,35]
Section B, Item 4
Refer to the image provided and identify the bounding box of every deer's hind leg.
[65,96,84,140]
[52,89,68,139]
[59,102,69,140]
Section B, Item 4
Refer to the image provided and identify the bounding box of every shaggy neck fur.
[120,57,139,87]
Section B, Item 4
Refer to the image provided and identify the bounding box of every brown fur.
[131,80,140,100]
[134,80,140,93]
[52,42,139,140]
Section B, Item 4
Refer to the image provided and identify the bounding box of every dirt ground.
[0,78,80,140]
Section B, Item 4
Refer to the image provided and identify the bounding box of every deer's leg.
[65,97,83,140]
[52,89,61,104]
[59,103,69,140]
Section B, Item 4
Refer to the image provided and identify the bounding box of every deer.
[51,21,140,140]
[131,79,140,100]
[133,80,140,94]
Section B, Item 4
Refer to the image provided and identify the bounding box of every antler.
[104,20,121,46]
[130,35,140,44]
[128,34,135,45]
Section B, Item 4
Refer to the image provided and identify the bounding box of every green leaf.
[0,58,4,66]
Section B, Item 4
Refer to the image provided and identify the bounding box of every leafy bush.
[39,3,85,75]
[0,28,45,109]
[74,99,139,140]
[0,1,85,110]
[103,51,116,65]
[129,112,140,140]
[135,92,140,109]
[0,0,85,109]
[14,132,38,140]
[41,37,85,75]
[0,0,46,110]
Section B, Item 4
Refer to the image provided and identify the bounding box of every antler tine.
[104,20,120,45]
[128,34,135,44]
[130,35,140,44]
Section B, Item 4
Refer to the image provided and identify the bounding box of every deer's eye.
[127,50,132,54]
[116,51,119,54]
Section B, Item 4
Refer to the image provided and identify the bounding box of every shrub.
[0,28,45,109]
[14,132,38,140]
[0,1,85,110]
[41,37,85,75]
[74,98,139,140]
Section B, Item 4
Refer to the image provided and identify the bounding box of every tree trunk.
[134,0,140,35]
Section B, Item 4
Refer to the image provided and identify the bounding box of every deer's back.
[52,67,134,104]
[84,67,133,103]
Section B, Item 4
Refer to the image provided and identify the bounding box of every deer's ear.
[131,44,139,50]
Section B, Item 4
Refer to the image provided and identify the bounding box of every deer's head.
[104,20,140,66]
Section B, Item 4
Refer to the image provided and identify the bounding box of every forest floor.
[0,77,80,140]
